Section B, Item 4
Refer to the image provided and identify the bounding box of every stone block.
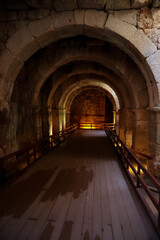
[147,50,160,83]
[53,11,75,29]
[105,14,137,41]
[18,9,49,20]
[133,109,149,120]
[0,46,23,79]
[106,0,130,10]
[85,10,107,29]
[131,0,152,8]
[152,0,160,7]
[78,0,105,9]
[24,0,52,9]
[152,8,160,29]
[74,10,85,34]
[53,0,77,11]
[74,9,85,25]
[129,29,157,58]
[6,23,40,61]
[114,10,138,26]
[85,10,107,38]
[52,11,79,39]
[28,15,58,48]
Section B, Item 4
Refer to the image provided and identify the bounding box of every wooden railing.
[0,124,78,183]
[79,122,116,130]
[106,127,160,236]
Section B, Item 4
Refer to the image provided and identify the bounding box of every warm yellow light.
[114,143,117,147]
[128,163,147,176]
[118,143,121,147]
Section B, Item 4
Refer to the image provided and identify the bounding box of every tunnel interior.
[70,88,113,125]
[3,32,157,165]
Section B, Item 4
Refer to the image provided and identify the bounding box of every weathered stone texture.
[18,9,49,20]
[6,23,40,61]
[138,7,160,48]
[147,50,160,83]
[130,29,157,57]
[25,0,52,9]
[114,10,138,26]
[78,0,106,9]
[53,0,78,11]
[105,14,137,41]
[85,10,107,29]
[106,0,130,10]
[53,11,75,29]
[131,0,152,8]
[28,15,58,48]
[152,0,160,7]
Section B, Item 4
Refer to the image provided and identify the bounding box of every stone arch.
[0,10,159,107]
[0,9,159,162]
[58,80,120,110]
[57,81,119,131]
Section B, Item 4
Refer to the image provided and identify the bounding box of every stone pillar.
[59,109,66,131]
[0,100,19,156]
[148,108,160,176]
[66,110,71,127]
[52,108,59,134]
[124,109,134,148]
[115,110,119,135]
[132,109,149,154]
[119,109,125,142]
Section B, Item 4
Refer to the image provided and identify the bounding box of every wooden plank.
[49,193,72,240]
[112,159,158,240]
[81,159,94,239]
[92,149,102,240]
[16,219,36,240]
[99,159,113,240]
[103,159,124,240]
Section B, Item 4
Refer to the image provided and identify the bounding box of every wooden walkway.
[0,130,158,240]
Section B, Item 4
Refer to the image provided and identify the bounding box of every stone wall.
[70,89,106,124]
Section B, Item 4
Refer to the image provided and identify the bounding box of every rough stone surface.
[105,14,137,41]
[28,15,58,48]
[53,11,75,29]
[84,10,107,38]
[85,10,107,29]
[145,29,160,49]
[74,9,85,25]
[131,0,152,8]
[105,0,130,10]
[0,46,23,79]
[152,0,160,7]
[18,9,49,20]
[129,29,157,58]
[6,23,40,61]
[52,11,77,39]
[53,0,78,11]
[114,10,138,26]
[78,0,106,9]
[147,50,160,83]
[138,7,160,48]
[74,9,85,34]
[25,0,52,9]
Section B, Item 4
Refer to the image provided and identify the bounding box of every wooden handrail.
[106,127,160,236]
[79,122,116,130]
[0,124,78,182]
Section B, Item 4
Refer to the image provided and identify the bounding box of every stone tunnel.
[0,0,160,175]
